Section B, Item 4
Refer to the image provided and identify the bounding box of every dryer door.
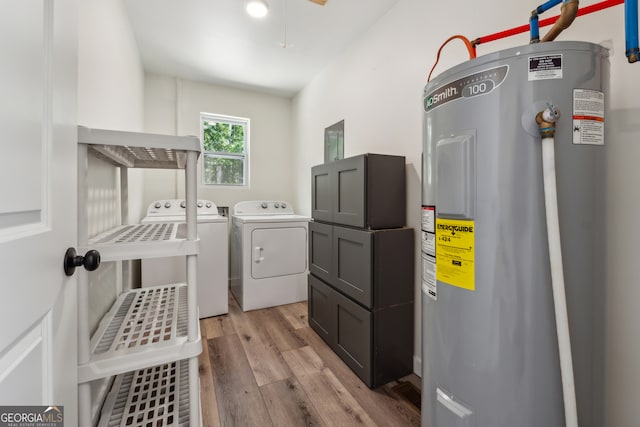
[251,226,307,279]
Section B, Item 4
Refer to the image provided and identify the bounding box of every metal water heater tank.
[421,41,608,427]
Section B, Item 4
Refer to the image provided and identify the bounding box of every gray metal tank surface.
[421,41,608,427]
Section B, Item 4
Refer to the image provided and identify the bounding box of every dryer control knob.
[281,202,287,208]
[206,202,212,208]
[198,201,203,208]
[261,202,268,209]
[180,201,186,208]
[164,202,172,208]
[154,202,162,209]
[274,202,280,208]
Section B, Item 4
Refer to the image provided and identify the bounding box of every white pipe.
[541,135,578,427]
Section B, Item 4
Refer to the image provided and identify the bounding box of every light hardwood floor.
[198,296,422,427]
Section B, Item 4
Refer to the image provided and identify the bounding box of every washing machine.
[230,200,310,311]
[141,199,229,318]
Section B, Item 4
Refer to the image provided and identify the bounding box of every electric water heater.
[421,41,608,427]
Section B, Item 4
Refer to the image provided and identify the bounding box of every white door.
[0,0,78,425]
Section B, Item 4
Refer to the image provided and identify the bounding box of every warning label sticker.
[421,206,435,233]
[573,88,605,145]
[436,218,475,291]
[422,254,437,300]
[528,54,563,81]
[422,231,436,257]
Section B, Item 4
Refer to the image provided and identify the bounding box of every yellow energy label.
[436,218,475,291]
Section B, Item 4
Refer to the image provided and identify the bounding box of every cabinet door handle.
[254,246,264,263]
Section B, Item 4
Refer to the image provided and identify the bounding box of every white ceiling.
[124,0,400,97]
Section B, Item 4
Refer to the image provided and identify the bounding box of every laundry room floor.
[198,296,421,426]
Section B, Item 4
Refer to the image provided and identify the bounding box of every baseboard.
[414,355,422,377]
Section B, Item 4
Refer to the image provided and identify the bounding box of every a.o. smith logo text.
[424,65,509,112]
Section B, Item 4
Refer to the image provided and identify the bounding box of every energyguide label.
[436,218,475,291]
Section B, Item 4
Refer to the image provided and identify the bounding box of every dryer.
[141,199,229,318]
[230,201,310,311]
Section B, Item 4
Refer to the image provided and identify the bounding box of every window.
[200,113,249,186]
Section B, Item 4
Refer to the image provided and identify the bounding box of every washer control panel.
[146,199,218,217]
[233,201,294,215]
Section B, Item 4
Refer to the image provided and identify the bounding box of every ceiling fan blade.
[308,0,327,5]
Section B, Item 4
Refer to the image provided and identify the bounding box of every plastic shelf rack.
[76,127,202,427]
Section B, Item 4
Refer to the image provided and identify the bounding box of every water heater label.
[572,89,605,145]
[424,65,508,112]
[422,206,436,256]
[528,54,562,80]
[422,206,435,233]
[422,255,437,300]
[422,231,436,257]
[436,218,475,291]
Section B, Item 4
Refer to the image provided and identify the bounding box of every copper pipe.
[542,0,579,41]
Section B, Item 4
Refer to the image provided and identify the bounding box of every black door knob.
[63,247,101,276]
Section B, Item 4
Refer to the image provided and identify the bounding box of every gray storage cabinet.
[308,226,414,387]
[311,153,406,229]
[308,155,414,388]
[310,222,414,309]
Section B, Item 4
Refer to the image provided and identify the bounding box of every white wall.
[291,1,639,426]
[143,74,294,214]
[77,0,144,332]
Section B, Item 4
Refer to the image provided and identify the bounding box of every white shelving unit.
[77,126,202,426]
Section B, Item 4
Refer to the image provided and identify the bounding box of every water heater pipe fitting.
[530,0,563,42]
[530,0,579,43]
[542,0,580,42]
[536,104,560,137]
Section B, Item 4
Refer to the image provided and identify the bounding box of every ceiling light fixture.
[246,0,269,18]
